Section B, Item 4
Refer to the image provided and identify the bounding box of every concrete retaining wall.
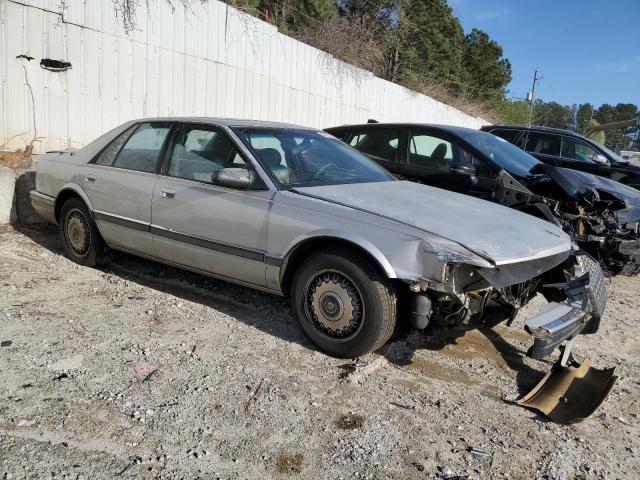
[0,165,46,225]
[0,166,17,224]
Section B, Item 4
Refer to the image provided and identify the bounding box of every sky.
[450,0,640,107]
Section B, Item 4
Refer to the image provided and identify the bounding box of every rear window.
[489,128,521,144]
[347,129,400,163]
[525,132,561,157]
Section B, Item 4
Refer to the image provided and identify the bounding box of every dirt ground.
[1,225,639,480]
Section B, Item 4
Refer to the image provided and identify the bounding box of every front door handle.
[85,175,96,183]
[160,189,176,199]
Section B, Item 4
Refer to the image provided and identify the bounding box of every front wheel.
[291,249,397,358]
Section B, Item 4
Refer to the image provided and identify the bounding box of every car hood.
[293,181,572,265]
[543,165,640,206]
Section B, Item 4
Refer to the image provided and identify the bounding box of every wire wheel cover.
[305,270,364,339]
[66,209,91,256]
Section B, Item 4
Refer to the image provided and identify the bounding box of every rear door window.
[112,122,172,173]
[525,132,561,156]
[94,125,137,166]
[488,128,520,144]
[347,129,400,163]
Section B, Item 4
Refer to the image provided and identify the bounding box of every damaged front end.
[497,166,640,275]
[406,246,615,423]
[553,190,640,275]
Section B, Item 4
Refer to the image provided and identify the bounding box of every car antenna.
[367,119,379,123]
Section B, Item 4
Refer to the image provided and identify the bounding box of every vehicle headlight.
[423,238,494,269]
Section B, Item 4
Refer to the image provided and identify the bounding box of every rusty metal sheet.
[516,358,617,424]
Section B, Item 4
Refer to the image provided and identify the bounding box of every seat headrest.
[432,143,447,161]
[255,148,282,168]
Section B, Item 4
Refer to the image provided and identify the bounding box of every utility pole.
[527,69,542,126]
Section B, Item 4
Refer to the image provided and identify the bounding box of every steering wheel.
[314,162,337,178]
[291,139,312,156]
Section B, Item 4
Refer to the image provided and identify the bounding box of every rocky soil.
[1,225,639,479]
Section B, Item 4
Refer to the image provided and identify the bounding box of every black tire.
[59,197,109,267]
[291,248,397,358]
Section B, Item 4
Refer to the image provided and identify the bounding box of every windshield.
[457,129,541,177]
[232,128,394,188]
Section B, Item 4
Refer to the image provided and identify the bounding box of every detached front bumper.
[524,253,606,359]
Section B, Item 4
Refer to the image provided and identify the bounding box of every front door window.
[560,137,601,163]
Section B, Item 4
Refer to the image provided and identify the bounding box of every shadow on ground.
[14,223,551,398]
[13,222,312,352]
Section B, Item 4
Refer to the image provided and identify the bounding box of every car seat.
[255,148,289,184]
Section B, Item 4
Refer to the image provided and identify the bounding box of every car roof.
[325,122,483,136]
[485,124,591,140]
[129,117,316,130]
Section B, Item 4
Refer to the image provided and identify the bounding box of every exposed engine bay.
[409,251,605,357]
[406,250,615,423]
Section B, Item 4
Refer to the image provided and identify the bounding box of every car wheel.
[59,197,109,267]
[291,248,397,358]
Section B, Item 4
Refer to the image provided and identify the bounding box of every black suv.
[481,124,640,189]
[325,122,640,274]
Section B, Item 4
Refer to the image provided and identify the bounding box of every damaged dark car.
[325,123,640,275]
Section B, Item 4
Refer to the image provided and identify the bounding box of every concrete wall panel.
[0,0,487,153]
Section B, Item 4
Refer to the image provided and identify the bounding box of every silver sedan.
[31,118,605,359]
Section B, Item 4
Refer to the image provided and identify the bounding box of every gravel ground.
[1,225,639,479]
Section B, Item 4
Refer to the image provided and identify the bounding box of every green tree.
[495,100,529,124]
[576,103,594,133]
[397,0,466,90]
[461,28,511,102]
[531,101,572,129]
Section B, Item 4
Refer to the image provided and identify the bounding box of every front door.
[82,121,173,256]
[151,123,274,288]
[558,135,612,176]
[402,130,497,200]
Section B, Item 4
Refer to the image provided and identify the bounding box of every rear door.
[342,127,404,176]
[523,131,562,166]
[83,121,174,256]
[151,123,274,288]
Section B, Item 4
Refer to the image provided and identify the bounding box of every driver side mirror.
[211,168,265,190]
[593,154,610,166]
[450,163,478,183]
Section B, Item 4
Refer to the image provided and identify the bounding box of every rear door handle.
[85,175,96,183]
[160,189,176,199]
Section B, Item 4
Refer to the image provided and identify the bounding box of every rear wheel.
[59,197,110,267]
[291,249,397,358]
